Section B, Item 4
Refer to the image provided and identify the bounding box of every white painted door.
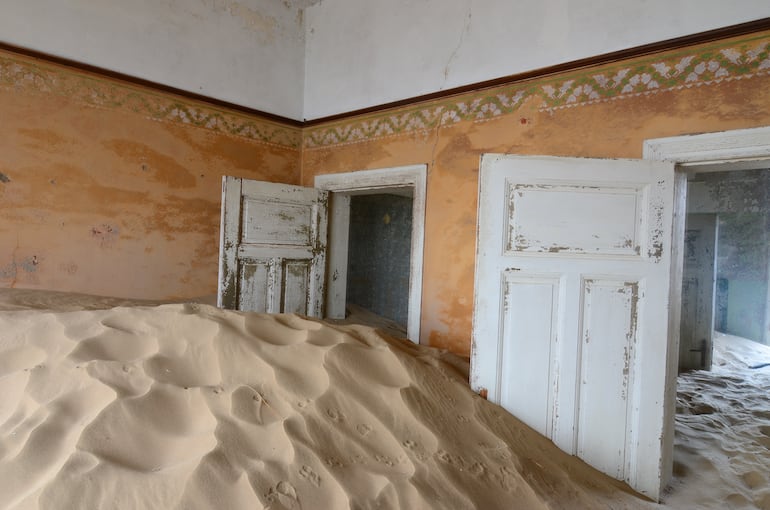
[472,155,675,500]
[218,177,328,316]
[679,213,718,371]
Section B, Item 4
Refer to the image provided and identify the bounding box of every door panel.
[679,213,718,370]
[499,272,560,436]
[577,278,638,479]
[472,155,675,500]
[218,177,328,316]
[508,184,644,256]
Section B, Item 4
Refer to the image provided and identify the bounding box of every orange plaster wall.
[0,54,301,300]
[302,36,770,356]
[3,34,770,360]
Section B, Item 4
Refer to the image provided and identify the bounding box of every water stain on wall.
[149,196,220,241]
[18,128,75,152]
[102,139,197,188]
[0,53,300,300]
[199,0,279,42]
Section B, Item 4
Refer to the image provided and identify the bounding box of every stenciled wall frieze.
[2,30,769,152]
[304,32,770,149]
[0,50,302,150]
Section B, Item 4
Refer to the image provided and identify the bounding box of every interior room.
[1,1,770,508]
[346,191,413,334]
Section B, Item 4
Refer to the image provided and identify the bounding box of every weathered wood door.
[218,177,328,316]
[472,155,676,500]
[679,213,718,371]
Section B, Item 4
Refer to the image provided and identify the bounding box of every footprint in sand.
[402,440,428,461]
[326,408,345,422]
[375,454,396,467]
[436,450,468,470]
[265,481,299,508]
[494,465,517,491]
[299,465,321,487]
[469,462,487,477]
[325,457,344,468]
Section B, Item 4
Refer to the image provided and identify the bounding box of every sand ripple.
[0,291,653,509]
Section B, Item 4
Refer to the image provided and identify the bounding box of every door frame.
[643,124,770,489]
[314,164,427,344]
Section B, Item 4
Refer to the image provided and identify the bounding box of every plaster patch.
[0,256,40,281]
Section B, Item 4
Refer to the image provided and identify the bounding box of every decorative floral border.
[0,50,302,150]
[304,32,770,149]
[3,30,769,152]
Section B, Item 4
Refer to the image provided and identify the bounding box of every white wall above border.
[2,0,769,120]
[0,0,308,119]
[302,0,770,119]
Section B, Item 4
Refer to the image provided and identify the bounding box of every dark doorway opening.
[346,192,413,329]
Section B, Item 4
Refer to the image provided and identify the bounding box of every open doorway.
[644,128,770,506]
[314,165,427,343]
[680,168,770,372]
[346,190,413,335]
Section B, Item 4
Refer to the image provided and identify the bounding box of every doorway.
[644,126,770,499]
[680,168,770,372]
[346,191,413,332]
[314,165,427,344]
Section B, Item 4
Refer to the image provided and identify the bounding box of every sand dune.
[0,289,653,510]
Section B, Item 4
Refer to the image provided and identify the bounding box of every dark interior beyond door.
[346,193,413,328]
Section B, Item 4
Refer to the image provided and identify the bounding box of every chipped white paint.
[577,278,639,479]
[644,126,770,490]
[218,176,328,316]
[507,183,644,256]
[324,192,351,319]
[472,154,675,500]
[315,165,427,344]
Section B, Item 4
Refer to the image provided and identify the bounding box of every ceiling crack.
[443,4,473,85]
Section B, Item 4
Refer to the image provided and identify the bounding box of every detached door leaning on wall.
[472,155,676,500]
[218,177,328,316]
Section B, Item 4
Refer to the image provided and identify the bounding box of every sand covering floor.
[664,332,770,510]
[2,289,769,509]
[0,289,653,510]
